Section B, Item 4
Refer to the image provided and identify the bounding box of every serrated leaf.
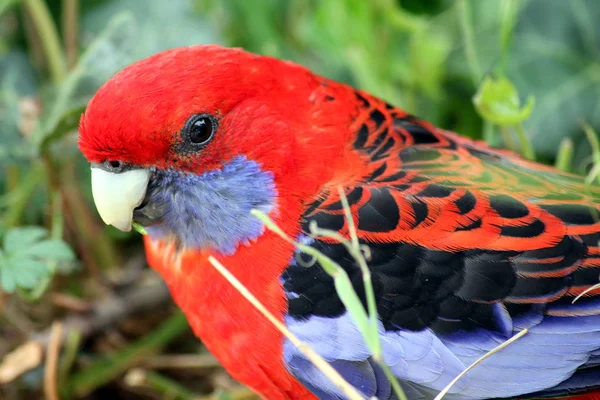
[3,226,48,255]
[12,259,48,289]
[473,75,535,125]
[25,240,75,260]
[0,257,50,293]
[0,263,16,292]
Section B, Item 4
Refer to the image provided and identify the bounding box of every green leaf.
[26,240,75,260]
[3,226,48,254]
[505,0,600,158]
[0,263,16,292]
[11,259,48,289]
[0,255,50,292]
[332,269,376,346]
[473,75,535,126]
[0,226,74,293]
[132,222,148,236]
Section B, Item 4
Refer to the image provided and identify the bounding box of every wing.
[282,91,600,399]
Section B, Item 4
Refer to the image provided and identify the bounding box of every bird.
[78,45,600,400]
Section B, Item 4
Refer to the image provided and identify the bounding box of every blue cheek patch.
[144,155,277,254]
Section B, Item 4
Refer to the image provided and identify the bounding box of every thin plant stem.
[457,0,482,85]
[43,321,63,400]
[125,368,198,400]
[62,0,79,69]
[337,187,379,354]
[514,124,536,160]
[499,0,519,73]
[23,0,67,83]
[434,329,529,400]
[500,126,517,152]
[207,256,365,400]
[65,312,189,398]
[58,329,81,384]
[483,121,496,146]
[3,163,44,228]
[380,363,408,400]
[582,122,600,184]
[555,138,574,172]
[572,282,600,304]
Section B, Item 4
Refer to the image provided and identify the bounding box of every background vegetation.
[0,0,599,399]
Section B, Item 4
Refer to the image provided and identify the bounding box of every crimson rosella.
[78,45,600,400]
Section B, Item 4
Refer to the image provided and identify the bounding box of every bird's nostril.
[109,160,121,169]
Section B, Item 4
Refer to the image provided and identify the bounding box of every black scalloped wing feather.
[285,91,600,336]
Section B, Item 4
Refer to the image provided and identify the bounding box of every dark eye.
[184,114,217,146]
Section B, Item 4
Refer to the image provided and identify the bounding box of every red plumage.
[80,45,600,399]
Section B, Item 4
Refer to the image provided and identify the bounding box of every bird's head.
[79,45,355,254]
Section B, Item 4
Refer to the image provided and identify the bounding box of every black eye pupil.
[189,116,213,144]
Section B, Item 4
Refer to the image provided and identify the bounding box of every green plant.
[0,226,74,294]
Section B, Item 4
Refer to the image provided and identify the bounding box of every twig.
[572,282,600,304]
[44,321,63,400]
[207,256,365,400]
[31,280,170,347]
[0,342,43,383]
[51,292,91,312]
[146,354,220,370]
[125,368,198,400]
[65,312,189,398]
[0,280,171,383]
[434,329,529,400]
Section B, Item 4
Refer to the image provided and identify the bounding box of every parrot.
[78,45,600,400]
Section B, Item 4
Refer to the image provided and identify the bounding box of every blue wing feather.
[283,243,600,399]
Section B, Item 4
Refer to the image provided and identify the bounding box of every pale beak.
[90,167,150,232]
